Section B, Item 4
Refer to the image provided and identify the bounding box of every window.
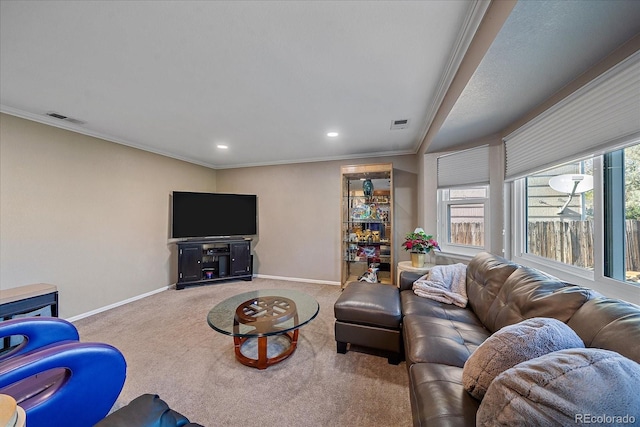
[525,158,594,270]
[515,141,640,288]
[605,143,640,285]
[505,53,639,300]
[438,186,489,255]
[436,145,491,256]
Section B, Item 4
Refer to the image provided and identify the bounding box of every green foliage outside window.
[626,144,640,220]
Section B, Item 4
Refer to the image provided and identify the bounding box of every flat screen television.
[172,191,257,239]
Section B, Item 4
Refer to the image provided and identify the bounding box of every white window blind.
[504,51,640,181]
[437,145,490,188]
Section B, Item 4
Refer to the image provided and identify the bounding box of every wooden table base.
[233,329,299,370]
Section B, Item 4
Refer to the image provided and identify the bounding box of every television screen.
[172,192,257,239]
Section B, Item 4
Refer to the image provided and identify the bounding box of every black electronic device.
[218,255,229,277]
[172,192,257,239]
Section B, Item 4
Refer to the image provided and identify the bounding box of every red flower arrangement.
[402,229,440,253]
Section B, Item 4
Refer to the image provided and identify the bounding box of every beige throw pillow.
[462,317,584,400]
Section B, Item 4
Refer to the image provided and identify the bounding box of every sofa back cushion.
[483,267,593,333]
[567,297,640,363]
[466,252,519,328]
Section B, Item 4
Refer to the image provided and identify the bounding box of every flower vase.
[427,250,435,265]
[411,252,426,268]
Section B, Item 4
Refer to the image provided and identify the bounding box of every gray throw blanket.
[412,263,468,307]
[476,348,640,426]
[462,317,585,400]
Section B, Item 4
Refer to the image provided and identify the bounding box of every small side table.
[0,283,58,350]
[0,394,26,427]
[0,283,58,319]
[397,261,436,287]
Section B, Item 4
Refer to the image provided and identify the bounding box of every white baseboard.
[66,285,170,323]
[255,274,341,286]
[67,276,338,322]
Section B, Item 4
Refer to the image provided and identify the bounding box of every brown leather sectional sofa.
[399,252,640,426]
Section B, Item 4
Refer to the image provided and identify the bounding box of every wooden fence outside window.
[450,220,640,279]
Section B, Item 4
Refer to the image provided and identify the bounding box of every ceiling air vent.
[46,112,85,125]
[390,119,410,130]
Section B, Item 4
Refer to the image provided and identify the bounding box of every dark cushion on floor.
[95,394,202,427]
[334,282,401,329]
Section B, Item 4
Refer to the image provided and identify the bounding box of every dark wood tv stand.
[176,238,252,290]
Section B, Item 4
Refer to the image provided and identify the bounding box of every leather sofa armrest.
[399,271,423,291]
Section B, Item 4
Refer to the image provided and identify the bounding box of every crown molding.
[1,105,416,170]
[414,0,493,152]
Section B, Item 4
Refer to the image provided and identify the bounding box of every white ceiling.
[1,1,639,169]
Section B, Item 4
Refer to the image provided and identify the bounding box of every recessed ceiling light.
[327,132,339,138]
[217,144,228,149]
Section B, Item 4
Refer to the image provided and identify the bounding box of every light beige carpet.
[74,278,412,426]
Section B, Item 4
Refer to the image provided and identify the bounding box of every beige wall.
[216,155,418,283]
[0,112,417,316]
[0,114,217,318]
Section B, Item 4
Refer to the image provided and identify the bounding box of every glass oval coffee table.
[207,289,319,370]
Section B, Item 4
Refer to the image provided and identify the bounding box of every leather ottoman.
[334,282,403,364]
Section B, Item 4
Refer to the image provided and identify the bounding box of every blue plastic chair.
[0,317,79,361]
[0,317,126,427]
